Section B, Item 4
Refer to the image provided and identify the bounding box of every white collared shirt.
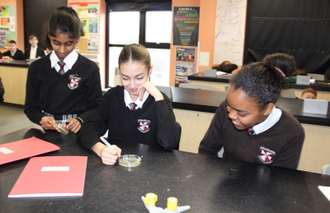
[124,89,149,110]
[30,46,37,59]
[251,107,282,135]
[10,49,17,57]
[50,50,78,74]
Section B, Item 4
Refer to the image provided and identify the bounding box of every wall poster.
[69,2,99,53]
[175,62,195,77]
[213,0,247,66]
[173,7,199,47]
[176,47,195,62]
[175,47,197,87]
[0,5,16,49]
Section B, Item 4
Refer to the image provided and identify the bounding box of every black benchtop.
[171,87,225,112]
[188,72,330,91]
[170,87,330,126]
[0,59,30,68]
[188,71,232,83]
[1,128,329,213]
[289,81,330,91]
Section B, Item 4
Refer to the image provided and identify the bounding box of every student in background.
[79,44,181,165]
[199,53,304,170]
[1,40,25,60]
[45,47,53,55]
[24,6,102,133]
[300,87,317,99]
[212,60,241,74]
[291,68,307,76]
[25,34,45,60]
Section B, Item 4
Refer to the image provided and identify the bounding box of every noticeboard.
[69,2,99,53]
[0,5,16,49]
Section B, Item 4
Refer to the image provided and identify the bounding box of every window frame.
[106,10,171,87]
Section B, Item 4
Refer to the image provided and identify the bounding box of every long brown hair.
[118,44,151,72]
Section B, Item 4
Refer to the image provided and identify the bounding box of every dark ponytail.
[262,53,296,89]
[231,53,297,109]
[42,6,83,49]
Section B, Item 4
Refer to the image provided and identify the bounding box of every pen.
[318,82,330,85]
[100,137,114,149]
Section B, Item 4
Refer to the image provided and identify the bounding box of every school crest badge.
[68,76,81,90]
[137,119,150,133]
[258,146,275,164]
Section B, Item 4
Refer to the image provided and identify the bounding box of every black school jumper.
[199,101,305,169]
[2,49,24,60]
[80,86,181,150]
[24,53,102,125]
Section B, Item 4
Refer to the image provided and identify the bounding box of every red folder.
[8,156,88,197]
[0,137,60,165]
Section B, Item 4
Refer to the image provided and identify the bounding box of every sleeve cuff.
[77,117,84,124]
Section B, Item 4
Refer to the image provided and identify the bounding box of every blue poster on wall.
[173,7,199,47]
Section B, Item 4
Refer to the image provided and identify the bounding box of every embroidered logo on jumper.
[258,146,275,164]
[137,119,150,133]
[68,76,81,90]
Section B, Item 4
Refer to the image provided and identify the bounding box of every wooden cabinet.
[299,124,330,174]
[174,109,214,153]
[0,65,28,105]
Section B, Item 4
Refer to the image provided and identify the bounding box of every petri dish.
[52,122,69,135]
[118,154,141,167]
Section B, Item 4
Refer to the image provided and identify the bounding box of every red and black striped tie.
[248,128,254,135]
[129,103,137,111]
[58,61,65,75]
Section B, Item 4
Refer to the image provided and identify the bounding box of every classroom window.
[145,11,172,44]
[108,11,171,87]
[109,12,140,45]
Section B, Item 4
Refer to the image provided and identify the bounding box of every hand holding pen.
[91,137,122,165]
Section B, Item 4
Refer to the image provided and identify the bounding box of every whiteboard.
[214,0,247,66]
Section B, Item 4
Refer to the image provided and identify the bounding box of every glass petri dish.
[52,121,69,135]
[118,154,141,167]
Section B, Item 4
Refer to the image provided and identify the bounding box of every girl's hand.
[92,142,122,165]
[137,82,164,101]
[40,116,56,130]
[64,118,81,133]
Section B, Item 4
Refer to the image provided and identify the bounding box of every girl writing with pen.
[199,53,305,169]
[79,44,181,165]
[24,6,102,133]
